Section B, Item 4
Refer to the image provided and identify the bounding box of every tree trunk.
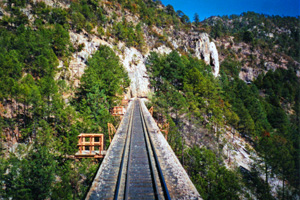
[23,99,26,128]
[10,97,15,139]
[217,125,221,159]
[181,134,184,165]
[265,164,269,193]
[282,177,285,200]
[47,95,50,123]
[16,96,19,134]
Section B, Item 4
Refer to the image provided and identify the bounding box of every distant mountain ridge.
[200,11,300,81]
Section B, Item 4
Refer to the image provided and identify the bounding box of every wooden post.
[91,136,94,151]
[149,106,153,116]
[108,123,117,143]
[89,136,92,154]
[79,136,82,154]
[82,136,85,151]
[101,134,104,152]
[160,122,169,140]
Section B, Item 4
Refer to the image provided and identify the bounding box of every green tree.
[256,134,275,195]
[194,13,200,27]
[78,45,129,104]
[243,31,254,43]
[272,136,294,199]
[75,45,129,140]
[185,146,241,200]
[3,135,57,200]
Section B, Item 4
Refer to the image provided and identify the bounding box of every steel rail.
[124,103,134,200]
[138,100,171,200]
[114,102,135,200]
[137,100,160,200]
[114,99,171,200]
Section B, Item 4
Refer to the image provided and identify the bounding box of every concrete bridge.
[86,99,201,200]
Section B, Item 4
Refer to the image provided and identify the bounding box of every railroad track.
[114,99,171,200]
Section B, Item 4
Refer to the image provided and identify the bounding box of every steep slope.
[202,12,300,82]
[0,0,220,199]
[1,0,220,98]
[143,11,300,200]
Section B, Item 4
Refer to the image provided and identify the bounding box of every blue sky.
[160,0,300,21]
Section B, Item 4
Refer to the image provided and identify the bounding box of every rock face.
[195,33,211,65]
[66,31,112,87]
[177,32,220,77]
[121,33,220,97]
[209,42,220,77]
[239,67,256,82]
[53,27,221,99]
[120,45,173,98]
[194,33,219,77]
[121,47,150,98]
[15,1,221,98]
[31,0,69,8]
[152,45,173,55]
[63,29,221,98]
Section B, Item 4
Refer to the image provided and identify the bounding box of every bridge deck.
[86,99,201,200]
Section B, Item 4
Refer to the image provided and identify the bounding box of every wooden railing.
[112,106,126,116]
[76,133,104,158]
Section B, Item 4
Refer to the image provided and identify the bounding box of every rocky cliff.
[66,30,220,98]
[204,14,300,82]
[3,0,220,98]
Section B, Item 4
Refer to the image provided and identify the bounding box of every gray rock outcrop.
[121,47,150,98]
[193,33,219,77]
[195,33,211,65]
[209,42,220,77]
[173,32,220,77]
[63,29,221,98]
[14,0,221,99]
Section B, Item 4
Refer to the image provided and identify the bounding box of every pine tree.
[194,13,200,27]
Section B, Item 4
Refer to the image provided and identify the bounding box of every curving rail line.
[114,99,171,200]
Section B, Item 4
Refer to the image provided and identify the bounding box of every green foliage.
[78,45,129,105]
[221,62,299,194]
[241,166,275,199]
[185,146,241,200]
[221,58,241,78]
[146,50,247,197]
[203,12,300,61]
[69,0,106,32]
[146,51,188,91]
[7,0,26,7]
[111,19,146,49]
[194,13,200,27]
[148,46,299,197]
[2,141,99,200]
[0,22,72,80]
[243,31,254,43]
[253,67,300,190]
[146,50,236,132]
[75,45,129,142]
[0,4,110,199]
[0,1,298,199]
[3,134,57,200]
[111,0,188,30]
[222,75,271,137]
[51,158,99,200]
